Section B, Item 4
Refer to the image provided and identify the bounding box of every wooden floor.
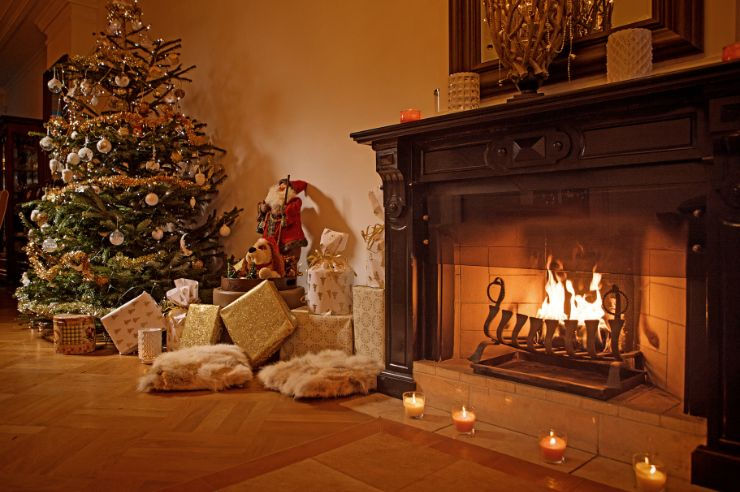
[0,289,616,491]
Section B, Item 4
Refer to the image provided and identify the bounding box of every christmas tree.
[16,0,240,320]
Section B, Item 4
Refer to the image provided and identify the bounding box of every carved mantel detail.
[375,147,406,220]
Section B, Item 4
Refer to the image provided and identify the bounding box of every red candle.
[400,108,421,123]
[539,430,567,463]
[451,406,476,434]
[722,42,740,61]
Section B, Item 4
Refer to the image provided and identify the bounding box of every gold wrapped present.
[220,280,297,365]
[165,307,187,351]
[352,286,385,363]
[280,307,354,361]
[179,304,223,348]
[53,314,96,355]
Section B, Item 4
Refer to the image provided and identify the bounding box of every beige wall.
[140,0,449,281]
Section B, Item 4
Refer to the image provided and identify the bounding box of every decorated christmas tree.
[16,0,240,320]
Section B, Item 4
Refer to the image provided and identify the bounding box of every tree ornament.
[117,127,129,137]
[39,136,53,150]
[192,259,204,269]
[21,272,30,287]
[30,210,40,222]
[61,168,74,183]
[47,78,63,93]
[66,152,81,165]
[90,95,99,106]
[145,192,159,206]
[114,74,130,88]
[179,234,193,256]
[219,224,231,237]
[151,227,164,241]
[144,160,160,171]
[109,229,124,246]
[96,137,112,153]
[132,19,144,30]
[194,172,206,186]
[49,158,61,173]
[189,196,196,208]
[78,147,94,162]
[70,131,79,139]
[92,185,101,194]
[137,101,150,115]
[42,238,58,253]
[80,79,92,96]
[170,151,182,163]
[164,93,177,104]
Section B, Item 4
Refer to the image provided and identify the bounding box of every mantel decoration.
[483,0,574,98]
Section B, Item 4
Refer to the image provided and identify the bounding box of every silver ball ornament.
[109,229,124,246]
[39,136,53,150]
[42,238,58,253]
[78,147,94,162]
[47,78,63,94]
[114,74,130,88]
[49,158,61,173]
[96,138,112,154]
[66,152,81,165]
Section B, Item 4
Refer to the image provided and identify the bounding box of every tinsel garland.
[16,298,112,319]
[44,175,196,201]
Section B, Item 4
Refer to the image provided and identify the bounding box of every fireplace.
[351,62,740,488]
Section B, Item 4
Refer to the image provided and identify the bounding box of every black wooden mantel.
[351,61,740,488]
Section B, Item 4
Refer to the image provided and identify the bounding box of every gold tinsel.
[44,175,195,201]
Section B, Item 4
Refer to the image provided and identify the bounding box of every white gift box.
[101,292,165,354]
[306,229,353,315]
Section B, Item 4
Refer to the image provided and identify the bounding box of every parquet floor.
[0,289,616,491]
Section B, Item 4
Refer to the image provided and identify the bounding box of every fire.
[536,256,605,325]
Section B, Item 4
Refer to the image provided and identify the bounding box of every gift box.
[352,286,385,364]
[179,304,224,348]
[280,307,354,361]
[361,190,385,289]
[213,286,306,310]
[164,307,187,351]
[165,279,199,351]
[101,292,165,354]
[306,228,353,315]
[52,314,96,355]
[220,280,297,365]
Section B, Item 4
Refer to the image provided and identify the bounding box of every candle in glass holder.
[400,108,421,123]
[633,454,667,492]
[539,429,567,464]
[451,405,476,435]
[402,391,425,419]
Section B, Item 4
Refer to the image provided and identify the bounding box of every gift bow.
[361,223,384,251]
[307,249,350,272]
[165,278,199,308]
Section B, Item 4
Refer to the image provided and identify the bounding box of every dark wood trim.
[450,0,704,99]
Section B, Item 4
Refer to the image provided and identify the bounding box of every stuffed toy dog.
[235,237,285,279]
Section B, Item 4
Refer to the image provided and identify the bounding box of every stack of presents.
[51,203,386,373]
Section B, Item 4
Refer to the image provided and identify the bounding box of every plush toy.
[234,237,285,279]
[256,177,308,262]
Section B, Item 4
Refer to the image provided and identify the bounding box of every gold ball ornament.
[77,147,94,162]
[117,127,129,137]
[219,224,231,237]
[151,227,164,241]
[66,152,81,165]
[96,138,112,154]
[145,192,159,206]
[170,151,182,163]
[61,168,74,183]
[145,160,160,171]
[194,172,206,186]
[114,75,130,88]
[189,197,196,209]
[109,229,124,246]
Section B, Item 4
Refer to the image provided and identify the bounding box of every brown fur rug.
[258,349,383,399]
[138,344,253,392]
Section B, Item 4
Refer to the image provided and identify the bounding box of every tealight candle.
[451,405,476,435]
[400,108,421,123]
[402,391,425,419]
[539,429,567,464]
[633,454,667,492]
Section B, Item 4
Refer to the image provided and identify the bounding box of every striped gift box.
[52,314,96,355]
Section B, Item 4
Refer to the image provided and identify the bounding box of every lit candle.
[402,391,425,419]
[634,457,667,492]
[400,108,421,123]
[539,429,567,464]
[451,405,476,434]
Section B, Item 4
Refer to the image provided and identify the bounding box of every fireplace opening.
[427,174,706,409]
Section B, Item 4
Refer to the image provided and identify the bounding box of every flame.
[536,256,605,325]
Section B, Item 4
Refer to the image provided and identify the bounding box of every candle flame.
[411,393,416,404]
[462,406,467,417]
[549,430,555,437]
[644,457,649,465]
[649,465,656,475]
[549,436,557,446]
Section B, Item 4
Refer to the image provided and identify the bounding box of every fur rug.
[258,349,383,399]
[138,344,253,392]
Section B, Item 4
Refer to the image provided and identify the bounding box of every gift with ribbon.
[361,189,385,289]
[164,278,199,350]
[306,228,354,315]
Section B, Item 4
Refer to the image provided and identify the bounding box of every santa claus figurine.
[256,177,308,266]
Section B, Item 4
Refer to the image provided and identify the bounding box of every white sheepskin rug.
[258,349,383,399]
[138,344,253,392]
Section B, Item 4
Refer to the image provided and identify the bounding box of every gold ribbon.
[361,223,384,251]
[307,249,348,271]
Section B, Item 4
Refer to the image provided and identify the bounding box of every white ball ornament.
[114,74,130,88]
[47,78,63,94]
[66,152,81,165]
[145,192,159,206]
[96,138,112,154]
[151,228,164,241]
[61,168,74,183]
[109,229,124,246]
[194,172,206,186]
[49,159,61,173]
[39,136,53,150]
[70,131,79,139]
[42,238,58,253]
[219,224,231,237]
[78,147,94,162]
[30,210,40,222]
